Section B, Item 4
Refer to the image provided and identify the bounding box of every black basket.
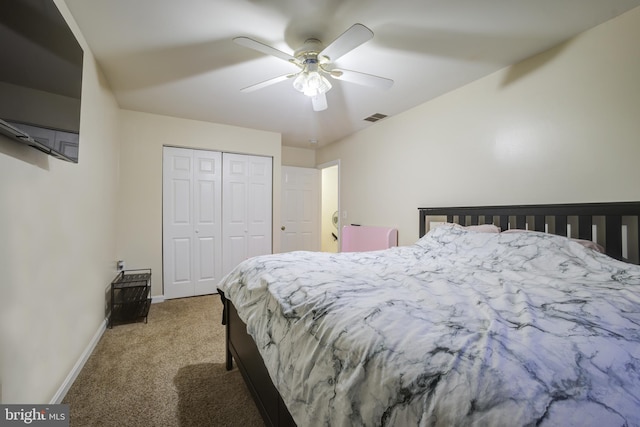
[109,269,151,327]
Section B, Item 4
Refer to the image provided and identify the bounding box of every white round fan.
[233,24,393,112]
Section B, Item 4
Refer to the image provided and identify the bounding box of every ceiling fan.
[233,23,393,112]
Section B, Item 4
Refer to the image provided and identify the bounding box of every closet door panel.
[197,237,216,279]
[172,238,192,283]
[163,147,222,299]
[222,153,272,277]
[249,181,270,256]
[223,154,247,276]
[248,156,272,257]
[163,148,195,299]
[193,150,222,295]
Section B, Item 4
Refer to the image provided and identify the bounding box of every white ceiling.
[64,0,640,149]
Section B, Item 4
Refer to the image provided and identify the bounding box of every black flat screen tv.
[0,0,83,163]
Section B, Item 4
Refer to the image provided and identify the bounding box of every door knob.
[281,226,286,231]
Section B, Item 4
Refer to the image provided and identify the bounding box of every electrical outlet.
[117,260,125,271]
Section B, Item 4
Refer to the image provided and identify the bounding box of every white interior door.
[222,153,272,277]
[163,147,222,299]
[281,166,320,252]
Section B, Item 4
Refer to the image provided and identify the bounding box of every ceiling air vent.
[364,113,388,123]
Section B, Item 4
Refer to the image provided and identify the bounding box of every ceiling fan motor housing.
[294,38,326,62]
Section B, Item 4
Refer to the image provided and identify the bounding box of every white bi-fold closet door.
[163,147,272,299]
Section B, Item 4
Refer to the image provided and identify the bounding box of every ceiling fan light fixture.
[293,58,332,97]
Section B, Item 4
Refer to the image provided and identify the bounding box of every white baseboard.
[50,317,107,404]
[151,295,165,303]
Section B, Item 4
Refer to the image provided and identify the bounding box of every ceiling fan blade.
[311,93,328,111]
[319,23,374,62]
[240,73,296,93]
[233,36,297,63]
[329,68,394,90]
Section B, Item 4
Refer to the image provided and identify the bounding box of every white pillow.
[502,229,605,253]
[461,224,501,233]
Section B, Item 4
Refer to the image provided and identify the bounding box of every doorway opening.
[319,161,340,253]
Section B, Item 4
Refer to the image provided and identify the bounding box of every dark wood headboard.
[419,202,640,264]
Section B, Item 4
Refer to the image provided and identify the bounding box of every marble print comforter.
[217,224,640,426]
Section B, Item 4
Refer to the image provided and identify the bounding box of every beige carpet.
[63,295,265,427]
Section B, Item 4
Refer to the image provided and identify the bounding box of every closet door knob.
[281,226,286,231]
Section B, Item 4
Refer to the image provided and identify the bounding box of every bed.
[217,201,640,426]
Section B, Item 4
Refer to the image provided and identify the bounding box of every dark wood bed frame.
[219,201,640,427]
[219,291,296,427]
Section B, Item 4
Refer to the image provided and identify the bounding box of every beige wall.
[116,110,282,297]
[0,0,121,403]
[317,6,640,246]
[282,146,316,167]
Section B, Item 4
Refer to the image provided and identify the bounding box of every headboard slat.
[578,215,593,241]
[499,215,509,232]
[556,215,568,237]
[605,215,623,260]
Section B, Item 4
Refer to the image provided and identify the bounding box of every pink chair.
[341,225,398,252]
